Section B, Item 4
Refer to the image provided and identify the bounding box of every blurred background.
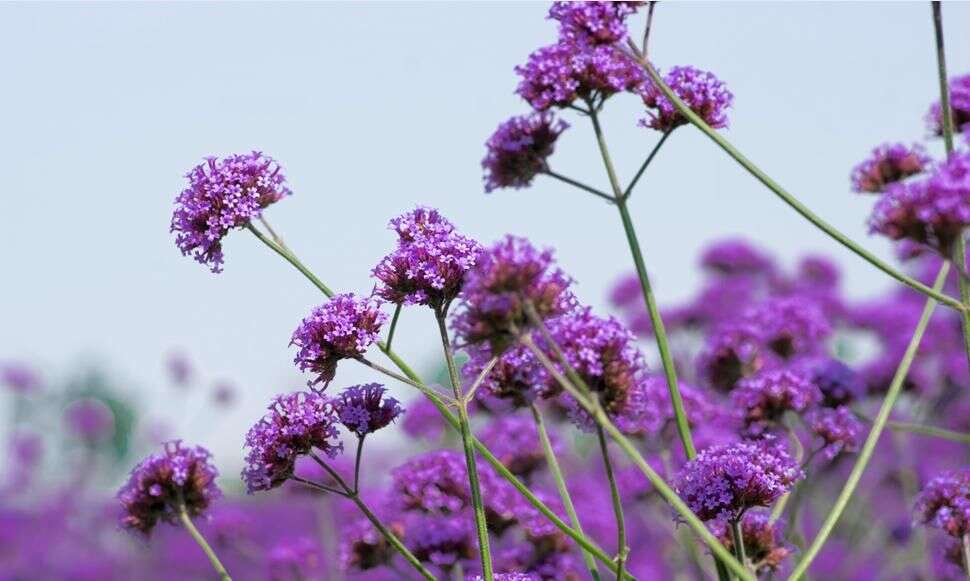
[2,1,969,486]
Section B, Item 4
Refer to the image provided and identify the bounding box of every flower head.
[478,415,558,478]
[453,236,575,354]
[806,406,862,461]
[64,398,115,443]
[0,362,41,394]
[731,369,821,437]
[850,143,931,194]
[408,514,476,570]
[699,238,775,278]
[740,297,831,360]
[118,441,221,535]
[799,358,865,407]
[291,293,387,387]
[341,509,405,571]
[914,469,970,538]
[242,392,342,493]
[926,74,970,137]
[373,208,482,308]
[465,344,549,408]
[712,511,793,574]
[171,152,290,272]
[335,383,403,436]
[516,41,645,111]
[548,1,642,45]
[639,65,733,133]
[483,113,569,192]
[391,450,472,514]
[675,439,802,521]
[267,537,324,580]
[698,320,766,392]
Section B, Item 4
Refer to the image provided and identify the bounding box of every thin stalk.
[347,490,436,581]
[246,224,334,297]
[623,130,671,200]
[633,55,966,313]
[530,403,601,581]
[770,421,805,524]
[385,304,403,352]
[291,475,346,497]
[641,1,657,56]
[596,424,628,581]
[731,519,748,572]
[434,308,494,580]
[963,534,970,577]
[310,450,353,491]
[520,334,754,581]
[356,358,456,408]
[353,436,365,494]
[789,264,950,580]
[586,106,696,459]
[544,169,615,203]
[178,505,232,581]
[886,420,970,444]
[464,356,498,405]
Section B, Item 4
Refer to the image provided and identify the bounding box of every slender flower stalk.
[347,491,436,581]
[384,305,403,352]
[247,224,334,297]
[789,264,950,579]
[585,104,697,459]
[631,50,965,313]
[434,307,494,580]
[964,534,970,578]
[730,518,748,573]
[596,424,628,581]
[623,130,671,200]
[543,169,615,202]
[177,505,232,581]
[530,403,601,581]
[884,420,970,444]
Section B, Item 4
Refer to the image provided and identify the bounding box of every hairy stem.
[789,263,950,579]
[178,505,232,581]
[596,424,628,581]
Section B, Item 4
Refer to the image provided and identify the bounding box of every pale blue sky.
[2,2,969,474]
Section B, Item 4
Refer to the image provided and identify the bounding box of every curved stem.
[291,475,346,497]
[435,308,494,580]
[357,358,456,408]
[530,403,601,581]
[623,130,671,200]
[789,263,950,580]
[347,491,436,581]
[353,435,365,494]
[633,55,965,313]
[246,224,334,297]
[177,505,232,581]
[543,170,615,203]
[587,107,696,460]
[596,424,628,581]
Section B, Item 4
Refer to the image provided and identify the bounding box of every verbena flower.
[478,415,558,479]
[63,398,115,443]
[267,537,324,580]
[869,152,970,257]
[291,293,387,387]
[453,236,575,354]
[698,320,766,392]
[850,143,931,194]
[699,238,776,278]
[675,438,802,521]
[341,508,405,571]
[515,41,645,111]
[465,344,549,408]
[806,406,862,460]
[639,65,733,133]
[914,469,970,538]
[740,297,831,360]
[118,441,221,535]
[731,369,821,437]
[242,392,342,493]
[548,1,642,45]
[799,358,865,407]
[171,152,290,272]
[401,397,447,441]
[483,113,569,192]
[391,450,473,514]
[0,362,41,394]
[407,513,476,570]
[335,383,403,436]
[390,206,456,243]
[641,375,724,437]
[711,511,793,574]
[926,73,970,138]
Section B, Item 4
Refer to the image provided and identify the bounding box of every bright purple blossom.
[731,369,821,437]
[64,398,115,443]
[699,238,775,278]
[389,206,456,243]
[267,537,324,580]
[639,65,733,133]
[118,441,221,535]
[850,143,931,194]
[548,1,642,45]
[465,344,549,408]
[740,297,831,360]
[698,320,766,392]
[914,469,970,538]
[515,41,645,111]
[242,392,342,493]
[806,406,862,460]
[391,450,472,515]
[291,293,387,387]
[401,396,447,441]
[483,113,569,192]
[0,362,41,394]
[478,415,558,479]
[711,511,793,574]
[926,74,970,137]
[675,438,802,521]
[335,383,403,436]
[799,358,865,407]
[171,152,290,272]
[407,513,475,569]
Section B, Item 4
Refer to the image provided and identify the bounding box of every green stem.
[731,519,748,573]
[634,56,965,313]
[789,263,950,580]
[543,169,615,203]
[435,308,494,580]
[586,106,696,460]
[770,421,805,524]
[596,424,628,581]
[353,435,365,494]
[963,534,970,577]
[177,505,232,581]
[530,403,601,581]
[885,420,970,444]
[623,130,671,200]
[385,304,403,352]
[347,491,436,581]
[246,224,334,297]
[520,335,754,581]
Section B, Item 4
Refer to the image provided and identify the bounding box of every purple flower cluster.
[407,514,475,569]
[700,238,776,277]
[64,398,115,443]
[483,113,569,192]
[373,207,483,308]
[806,406,863,461]
[850,143,931,194]
[171,152,290,272]
[478,415,557,479]
[335,383,403,436]
[465,344,549,408]
[675,439,802,521]
[242,392,342,493]
[118,441,221,535]
[639,65,733,133]
[731,369,821,437]
[926,73,970,139]
[711,511,793,574]
[548,2,642,45]
[914,469,970,538]
[0,361,41,394]
[291,293,387,387]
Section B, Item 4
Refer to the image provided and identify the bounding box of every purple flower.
[740,297,831,360]
[698,320,766,392]
[335,383,403,436]
[407,513,475,570]
[914,469,970,538]
[806,406,862,460]
[548,1,642,45]
[675,438,802,521]
[401,397,447,441]
[391,450,472,514]
[731,369,821,437]
[211,381,236,407]
[515,41,645,111]
[465,343,549,408]
[453,236,575,354]
[118,441,221,535]
[476,574,541,581]
[639,65,733,133]
[850,143,931,194]
[242,391,342,493]
[711,510,793,574]
[699,238,775,278]
[641,374,725,437]
[267,537,324,580]
[483,113,569,193]
[0,362,41,394]
[373,208,483,308]
[926,73,970,137]
[63,398,115,443]
[799,358,865,407]
[478,415,557,479]
[869,152,970,257]
[291,293,387,387]
[165,351,193,388]
[171,151,290,272]
[340,511,405,571]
